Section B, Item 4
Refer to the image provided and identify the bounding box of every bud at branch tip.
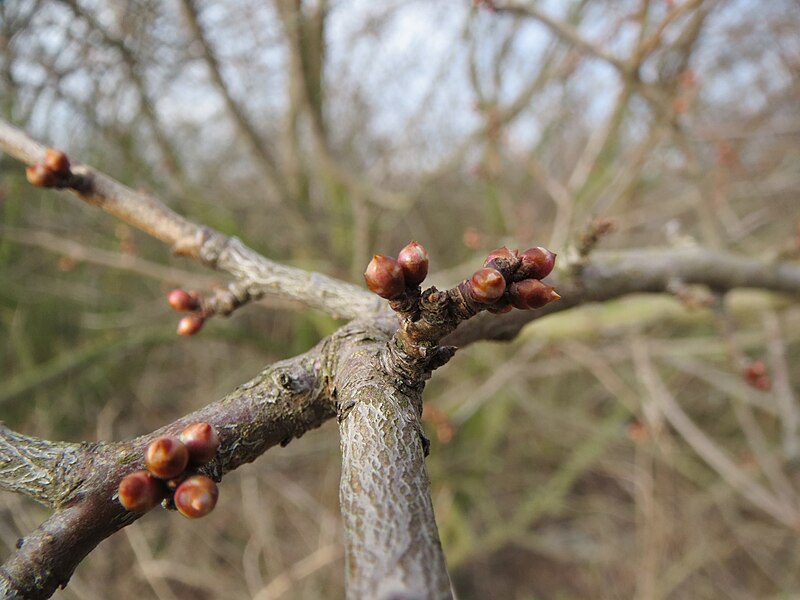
[397,241,429,288]
[364,254,406,299]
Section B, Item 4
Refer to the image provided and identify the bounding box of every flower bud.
[179,422,220,466]
[517,246,556,280]
[364,255,406,299]
[168,289,199,312]
[483,246,517,268]
[174,475,219,519]
[144,436,189,479]
[118,471,163,512]
[469,267,506,303]
[26,164,56,188]
[44,148,70,175]
[508,279,560,309]
[397,241,429,287]
[177,315,204,336]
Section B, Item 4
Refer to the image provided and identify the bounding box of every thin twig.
[0,119,381,321]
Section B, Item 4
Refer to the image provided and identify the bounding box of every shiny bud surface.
[179,422,220,466]
[517,247,556,280]
[470,267,506,303]
[44,148,71,175]
[168,289,199,312]
[174,475,219,519]
[145,437,189,479]
[397,241,429,287]
[177,315,204,336]
[508,279,561,309]
[118,471,163,512]
[364,255,406,299]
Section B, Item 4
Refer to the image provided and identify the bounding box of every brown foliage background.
[1,1,800,598]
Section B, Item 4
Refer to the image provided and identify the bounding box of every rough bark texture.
[0,323,349,599]
[335,326,453,600]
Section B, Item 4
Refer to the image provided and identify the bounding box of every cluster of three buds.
[117,422,220,518]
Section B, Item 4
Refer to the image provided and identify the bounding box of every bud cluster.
[469,245,560,310]
[25,148,73,188]
[167,289,205,336]
[117,421,221,519]
[364,240,430,299]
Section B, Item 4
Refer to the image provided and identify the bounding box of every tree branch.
[3,118,800,599]
[336,344,452,599]
[0,317,373,598]
[177,0,288,203]
[445,247,800,347]
[0,427,84,508]
[0,119,380,321]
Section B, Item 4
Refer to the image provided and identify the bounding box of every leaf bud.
[174,475,219,519]
[177,315,204,336]
[364,255,406,299]
[25,164,56,188]
[517,246,556,280]
[144,436,189,479]
[483,246,518,268]
[508,279,561,309]
[469,267,506,303]
[118,470,164,512]
[168,289,199,312]
[397,241,429,287]
[44,148,71,175]
[179,422,220,466]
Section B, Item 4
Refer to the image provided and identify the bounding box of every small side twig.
[0,119,381,323]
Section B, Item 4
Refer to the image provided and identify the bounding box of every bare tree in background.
[1,1,800,598]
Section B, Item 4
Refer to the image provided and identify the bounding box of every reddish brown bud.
[177,315,204,336]
[168,289,199,312]
[483,246,517,268]
[25,164,56,188]
[144,437,189,479]
[174,475,219,519]
[508,279,561,309]
[118,471,164,512]
[364,255,406,299]
[397,241,429,288]
[179,422,220,466]
[743,361,771,391]
[744,360,766,378]
[470,267,506,303]
[517,246,556,280]
[44,148,70,175]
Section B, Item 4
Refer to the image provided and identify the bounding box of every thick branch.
[0,119,380,320]
[0,428,84,508]
[335,324,452,599]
